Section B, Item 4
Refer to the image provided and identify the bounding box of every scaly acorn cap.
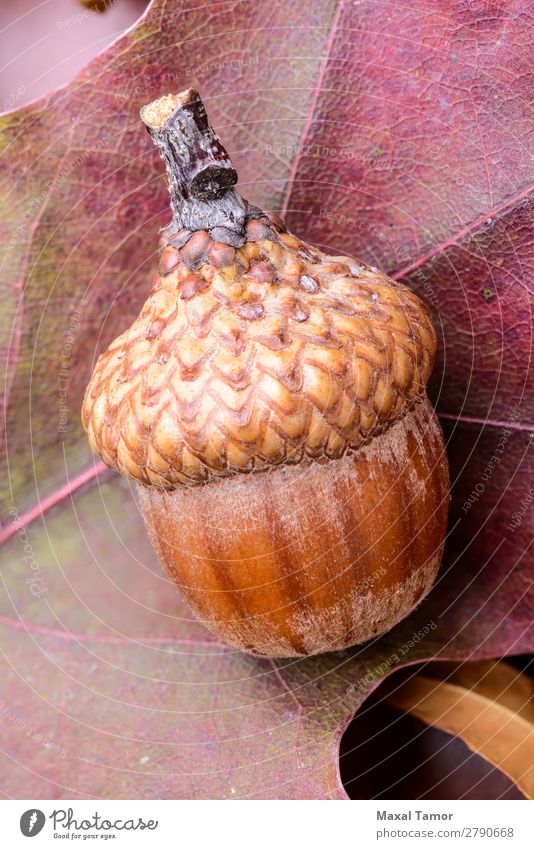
[82,90,437,489]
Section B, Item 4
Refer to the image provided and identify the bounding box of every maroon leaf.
[0,0,532,798]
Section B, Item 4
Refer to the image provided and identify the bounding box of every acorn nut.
[82,88,450,657]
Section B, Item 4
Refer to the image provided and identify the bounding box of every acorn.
[82,89,450,657]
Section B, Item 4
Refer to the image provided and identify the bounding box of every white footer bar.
[2,799,532,848]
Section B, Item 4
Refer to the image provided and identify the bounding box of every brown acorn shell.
[138,396,449,657]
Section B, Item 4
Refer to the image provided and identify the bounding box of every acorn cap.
[82,91,437,489]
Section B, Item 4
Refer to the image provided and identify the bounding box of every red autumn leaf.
[0,0,532,798]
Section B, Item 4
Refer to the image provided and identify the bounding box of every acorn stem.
[141,89,248,242]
